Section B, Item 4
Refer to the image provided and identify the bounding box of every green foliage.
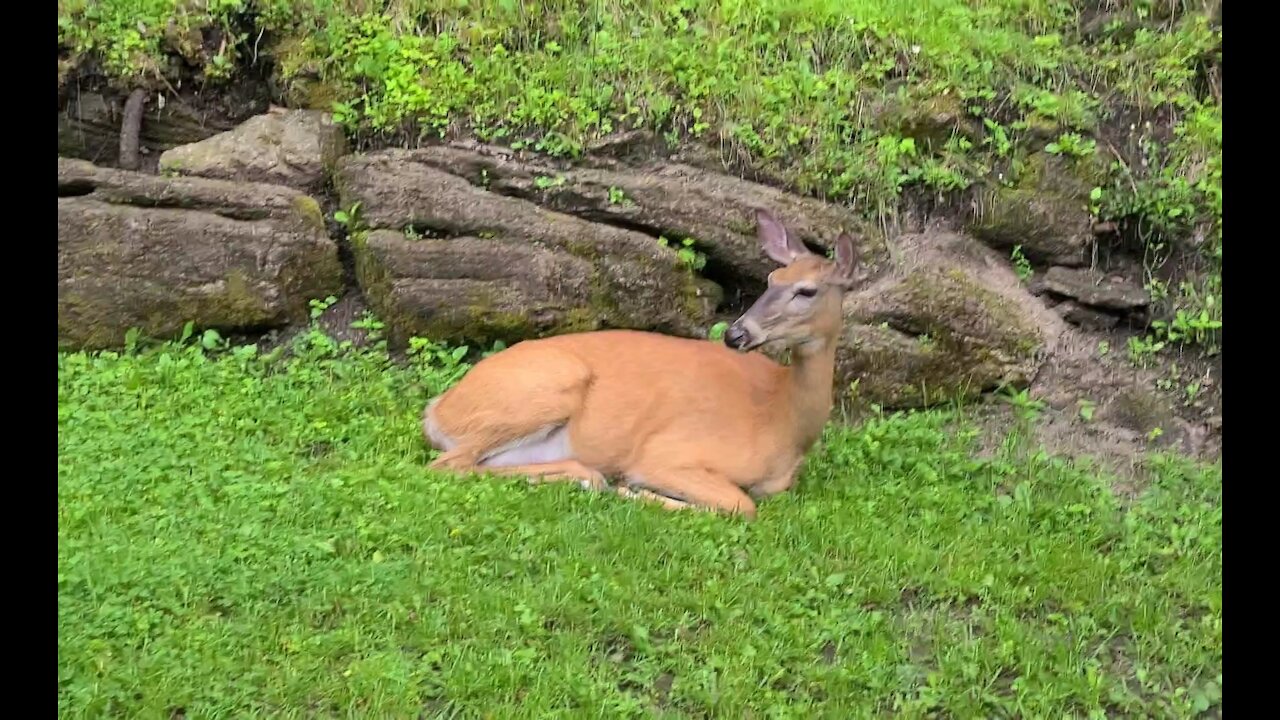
[1044,132,1097,159]
[60,2,1222,315]
[1009,244,1032,282]
[658,236,707,273]
[57,0,247,82]
[59,333,1220,717]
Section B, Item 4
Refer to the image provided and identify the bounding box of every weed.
[1044,132,1097,160]
[998,385,1045,422]
[533,175,567,190]
[608,186,628,205]
[309,295,339,320]
[1010,245,1033,282]
[333,202,362,228]
[1184,381,1202,406]
[1128,335,1167,367]
[658,236,706,273]
[1078,399,1096,422]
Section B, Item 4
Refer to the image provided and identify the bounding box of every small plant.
[309,295,340,320]
[350,311,387,344]
[123,327,142,354]
[1127,335,1166,366]
[999,385,1045,422]
[1077,399,1096,422]
[1010,245,1033,282]
[407,337,472,389]
[333,202,362,227]
[1151,307,1222,349]
[1184,380,1203,406]
[534,175,567,190]
[658,236,707,273]
[200,328,227,352]
[982,118,1012,157]
[608,186,628,205]
[1045,132,1097,160]
[1097,340,1110,356]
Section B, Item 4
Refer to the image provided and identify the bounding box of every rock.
[1054,301,1120,331]
[353,230,722,346]
[58,91,262,168]
[968,154,1099,266]
[838,231,1066,408]
[159,109,349,192]
[58,158,343,350]
[871,91,981,150]
[392,143,886,294]
[1042,266,1148,312]
[335,151,722,344]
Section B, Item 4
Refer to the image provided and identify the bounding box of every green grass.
[59,330,1222,718]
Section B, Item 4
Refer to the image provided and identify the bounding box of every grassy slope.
[58,0,1221,354]
[59,331,1220,718]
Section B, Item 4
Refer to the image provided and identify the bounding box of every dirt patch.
[958,321,1219,490]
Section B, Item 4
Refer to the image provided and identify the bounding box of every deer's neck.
[781,337,839,452]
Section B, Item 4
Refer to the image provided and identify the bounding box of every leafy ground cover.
[58,327,1222,718]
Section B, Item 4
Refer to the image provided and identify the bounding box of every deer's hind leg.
[617,466,757,519]
[424,348,601,487]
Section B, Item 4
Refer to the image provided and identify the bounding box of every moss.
[290,195,327,233]
[561,307,602,333]
[562,240,601,261]
[968,151,1094,261]
[1021,114,1062,145]
[726,218,755,236]
[681,274,724,322]
[350,230,406,339]
[221,270,272,320]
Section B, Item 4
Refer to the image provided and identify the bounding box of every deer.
[422,208,857,519]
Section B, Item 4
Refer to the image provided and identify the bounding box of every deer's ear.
[831,233,858,288]
[756,209,810,266]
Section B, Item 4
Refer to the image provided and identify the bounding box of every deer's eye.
[794,286,818,298]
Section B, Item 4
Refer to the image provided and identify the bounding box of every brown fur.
[424,209,858,519]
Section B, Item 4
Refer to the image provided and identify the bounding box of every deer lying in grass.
[423,209,857,518]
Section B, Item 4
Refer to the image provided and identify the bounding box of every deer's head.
[724,209,857,354]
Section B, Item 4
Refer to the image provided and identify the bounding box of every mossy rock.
[352,229,717,348]
[836,230,1062,409]
[57,159,342,350]
[336,151,722,345]
[967,152,1095,266]
[872,90,982,150]
[159,109,350,193]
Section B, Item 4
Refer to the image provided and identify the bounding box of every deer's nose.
[724,323,750,350]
